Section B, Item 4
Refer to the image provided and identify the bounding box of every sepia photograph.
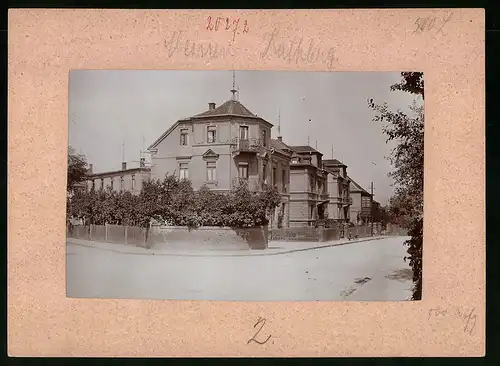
[66,70,424,302]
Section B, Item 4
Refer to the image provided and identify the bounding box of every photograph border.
[8,8,485,357]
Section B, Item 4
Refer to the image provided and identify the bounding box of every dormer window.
[292,157,299,164]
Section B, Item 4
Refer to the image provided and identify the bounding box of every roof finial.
[277,108,281,137]
[331,144,334,159]
[230,70,237,100]
[307,118,312,146]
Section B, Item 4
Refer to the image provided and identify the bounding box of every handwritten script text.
[428,306,477,335]
[164,30,236,60]
[206,16,250,42]
[261,28,336,70]
[247,317,272,345]
[414,13,453,35]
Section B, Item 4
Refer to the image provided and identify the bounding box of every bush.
[67,175,282,229]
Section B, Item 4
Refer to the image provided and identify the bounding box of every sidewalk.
[66,235,392,257]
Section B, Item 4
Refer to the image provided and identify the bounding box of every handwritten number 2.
[247,317,272,345]
[206,16,213,31]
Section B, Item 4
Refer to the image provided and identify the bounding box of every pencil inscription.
[247,317,272,345]
[164,30,236,60]
[260,27,336,70]
[414,13,453,35]
[205,16,250,42]
[428,306,477,335]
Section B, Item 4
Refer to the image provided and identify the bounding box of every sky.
[69,70,422,205]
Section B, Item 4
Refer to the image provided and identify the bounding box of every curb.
[67,235,392,258]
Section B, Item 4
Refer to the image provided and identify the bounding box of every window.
[207,126,216,143]
[262,163,267,183]
[180,128,188,146]
[291,157,299,164]
[310,205,315,219]
[262,130,267,147]
[282,170,287,191]
[110,178,114,190]
[239,125,249,140]
[120,176,124,191]
[91,180,95,190]
[206,161,216,181]
[101,180,104,190]
[272,167,277,186]
[179,163,188,180]
[131,175,136,190]
[238,164,248,179]
[309,175,315,192]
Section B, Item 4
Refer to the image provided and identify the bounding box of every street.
[66,236,414,301]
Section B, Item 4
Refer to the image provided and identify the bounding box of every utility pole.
[370,181,374,236]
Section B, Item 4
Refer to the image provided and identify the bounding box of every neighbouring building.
[323,159,352,222]
[348,176,373,224]
[85,162,151,195]
[147,87,292,228]
[287,145,330,227]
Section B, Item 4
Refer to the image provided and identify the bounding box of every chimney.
[121,162,127,170]
[87,164,93,174]
[140,158,145,168]
[277,136,282,142]
[208,102,216,110]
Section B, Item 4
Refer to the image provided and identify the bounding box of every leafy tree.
[68,173,283,234]
[368,72,424,300]
[67,146,88,192]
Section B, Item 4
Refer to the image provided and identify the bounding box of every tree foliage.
[68,174,282,230]
[67,146,88,192]
[369,72,424,300]
[372,205,390,227]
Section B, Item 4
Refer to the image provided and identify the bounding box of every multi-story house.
[288,146,330,227]
[146,91,292,228]
[323,159,352,222]
[348,176,373,224]
[86,162,151,195]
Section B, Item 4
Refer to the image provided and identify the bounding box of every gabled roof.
[323,158,347,167]
[192,99,259,119]
[289,145,322,155]
[347,176,371,195]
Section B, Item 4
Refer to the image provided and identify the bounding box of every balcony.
[320,192,329,200]
[232,177,262,191]
[230,138,264,155]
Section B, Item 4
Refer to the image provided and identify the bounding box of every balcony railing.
[343,197,353,205]
[232,177,261,191]
[230,138,264,153]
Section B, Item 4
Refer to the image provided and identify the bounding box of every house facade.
[323,159,352,222]
[348,176,373,224]
[287,146,330,227]
[147,94,292,228]
[86,162,151,195]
